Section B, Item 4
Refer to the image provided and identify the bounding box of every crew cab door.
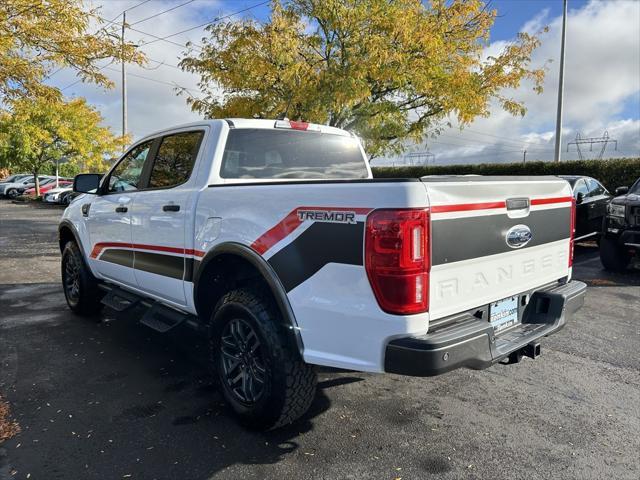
[85,140,154,288]
[584,177,611,236]
[573,179,591,238]
[129,130,205,306]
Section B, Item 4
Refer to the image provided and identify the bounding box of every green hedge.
[373,157,640,191]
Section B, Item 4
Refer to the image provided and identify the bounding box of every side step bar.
[100,287,140,312]
[99,284,196,333]
[140,303,190,333]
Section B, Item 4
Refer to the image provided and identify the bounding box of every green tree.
[1,97,126,196]
[1,0,144,100]
[181,0,546,158]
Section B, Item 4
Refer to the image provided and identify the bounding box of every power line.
[98,14,200,50]
[103,66,199,93]
[140,0,269,46]
[428,137,552,153]
[45,0,156,81]
[122,0,156,14]
[567,131,618,160]
[60,62,113,91]
[129,0,197,26]
[437,132,549,151]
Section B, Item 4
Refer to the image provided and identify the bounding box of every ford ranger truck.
[59,119,587,429]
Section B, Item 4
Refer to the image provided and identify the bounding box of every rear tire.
[209,288,317,430]
[599,236,630,271]
[61,241,104,316]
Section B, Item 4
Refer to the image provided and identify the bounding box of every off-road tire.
[61,241,104,316]
[599,236,630,271]
[209,288,317,430]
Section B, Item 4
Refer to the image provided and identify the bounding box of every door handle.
[115,206,128,213]
[163,204,180,212]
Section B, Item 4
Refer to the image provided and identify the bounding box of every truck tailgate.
[423,176,574,321]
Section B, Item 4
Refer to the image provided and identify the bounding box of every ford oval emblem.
[506,224,532,249]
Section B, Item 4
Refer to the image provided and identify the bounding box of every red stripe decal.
[431,201,506,213]
[251,206,373,255]
[530,196,573,206]
[91,242,205,259]
[431,196,573,214]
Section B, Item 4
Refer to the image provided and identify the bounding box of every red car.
[22,179,72,197]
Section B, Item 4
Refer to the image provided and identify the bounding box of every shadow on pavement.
[0,283,357,480]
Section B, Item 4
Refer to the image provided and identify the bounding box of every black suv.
[600,178,640,271]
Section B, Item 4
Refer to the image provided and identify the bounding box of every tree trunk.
[33,171,40,197]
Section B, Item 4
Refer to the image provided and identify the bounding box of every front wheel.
[209,288,317,430]
[599,236,630,271]
[6,188,18,198]
[61,241,104,316]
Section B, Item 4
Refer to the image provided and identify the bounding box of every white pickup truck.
[59,119,586,429]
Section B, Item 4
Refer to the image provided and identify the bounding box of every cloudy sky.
[47,0,640,165]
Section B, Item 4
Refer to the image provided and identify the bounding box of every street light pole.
[122,11,127,150]
[554,0,568,162]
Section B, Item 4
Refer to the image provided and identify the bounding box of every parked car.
[60,119,586,430]
[23,179,72,198]
[0,174,31,184]
[43,185,74,204]
[600,178,640,271]
[559,175,612,241]
[0,175,51,198]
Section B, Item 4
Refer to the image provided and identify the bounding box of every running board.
[139,303,191,333]
[100,287,140,312]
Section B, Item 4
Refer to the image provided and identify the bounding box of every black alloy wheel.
[219,317,267,404]
[63,250,81,304]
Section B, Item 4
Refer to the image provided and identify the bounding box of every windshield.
[2,175,23,183]
[220,129,368,180]
[630,179,640,194]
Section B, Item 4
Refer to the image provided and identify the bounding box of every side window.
[107,141,152,193]
[586,178,606,197]
[573,179,589,198]
[148,131,203,189]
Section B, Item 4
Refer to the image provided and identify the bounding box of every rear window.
[220,129,368,180]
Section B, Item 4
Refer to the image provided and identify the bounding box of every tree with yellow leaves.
[181,0,546,158]
[0,0,144,100]
[0,97,126,196]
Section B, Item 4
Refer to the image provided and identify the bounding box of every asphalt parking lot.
[0,200,639,480]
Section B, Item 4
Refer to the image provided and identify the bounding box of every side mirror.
[576,192,585,205]
[73,174,102,194]
[615,186,629,196]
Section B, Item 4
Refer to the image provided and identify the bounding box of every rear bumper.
[384,280,587,377]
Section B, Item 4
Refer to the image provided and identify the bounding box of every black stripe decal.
[431,207,571,265]
[134,251,185,280]
[184,258,201,282]
[99,249,134,268]
[268,222,364,292]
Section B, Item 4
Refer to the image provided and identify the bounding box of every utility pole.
[523,150,527,163]
[554,0,568,162]
[121,12,127,150]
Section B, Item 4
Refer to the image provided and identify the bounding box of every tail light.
[365,209,430,315]
[569,197,576,267]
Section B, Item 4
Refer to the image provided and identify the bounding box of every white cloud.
[50,0,223,141]
[379,0,640,166]
[45,1,639,162]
